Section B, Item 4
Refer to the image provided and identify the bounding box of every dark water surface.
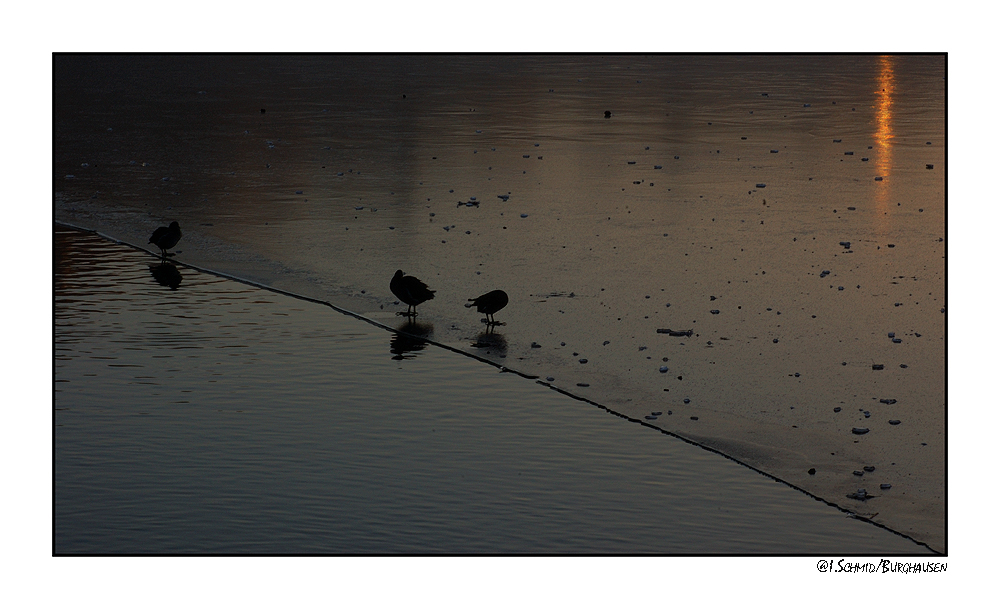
[54,226,928,554]
[54,54,945,552]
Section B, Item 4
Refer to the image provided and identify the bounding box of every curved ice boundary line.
[56,221,942,555]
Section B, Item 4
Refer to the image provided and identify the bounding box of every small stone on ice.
[520,214,528,218]
[852,427,870,435]
[659,366,669,373]
[880,483,892,490]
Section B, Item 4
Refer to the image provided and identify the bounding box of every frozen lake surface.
[54,226,931,554]
[54,54,945,552]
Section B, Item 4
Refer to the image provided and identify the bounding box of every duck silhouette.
[465,289,508,324]
[390,269,435,316]
[149,221,182,258]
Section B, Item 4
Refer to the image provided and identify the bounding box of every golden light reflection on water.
[874,55,895,234]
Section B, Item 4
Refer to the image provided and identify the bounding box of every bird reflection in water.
[471,329,507,357]
[390,319,433,360]
[149,261,182,290]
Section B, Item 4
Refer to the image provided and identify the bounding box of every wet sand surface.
[54,226,930,553]
[54,54,945,552]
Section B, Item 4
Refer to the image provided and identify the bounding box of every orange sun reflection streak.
[874,55,895,236]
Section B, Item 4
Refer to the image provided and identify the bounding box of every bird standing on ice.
[390,269,435,317]
[149,221,182,258]
[465,289,508,325]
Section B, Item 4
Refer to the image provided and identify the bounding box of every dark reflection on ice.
[471,330,507,356]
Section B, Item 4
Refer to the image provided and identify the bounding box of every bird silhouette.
[149,221,182,258]
[390,270,435,317]
[465,289,508,325]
